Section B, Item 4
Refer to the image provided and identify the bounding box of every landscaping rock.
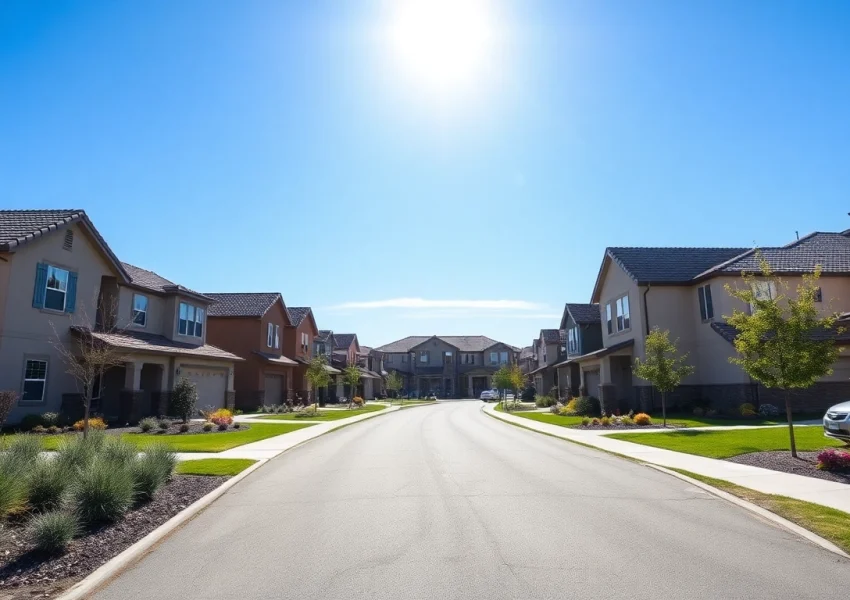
[726,451,850,485]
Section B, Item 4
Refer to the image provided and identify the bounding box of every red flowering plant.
[816,448,850,471]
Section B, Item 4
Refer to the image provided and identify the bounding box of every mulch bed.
[21,422,250,438]
[726,451,850,485]
[0,475,227,599]
[571,423,684,430]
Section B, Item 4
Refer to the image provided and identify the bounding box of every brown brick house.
[205,292,298,410]
[283,307,321,403]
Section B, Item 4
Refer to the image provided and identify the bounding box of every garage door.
[583,370,600,398]
[184,368,227,409]
[264,374,284,405]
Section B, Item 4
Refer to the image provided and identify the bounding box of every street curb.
[56,459,268,600]
[647,464,850,560]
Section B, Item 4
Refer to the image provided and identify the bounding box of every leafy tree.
[171,377,198,423]
[385,370,404,401]
[343,365,361,409]
[725,259,840,457]
[306,354,332,406]
[633,328,695,427]
[508,364,526,409]
[492,365,513,409]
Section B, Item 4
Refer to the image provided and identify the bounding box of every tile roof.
[375,335,511,353]
[540,329,561,344]
[316,330,333,342]
[334,333,358,349]
[0,209,129,280]
[205,293,282,318]
[253,351,298,366]
[72,327,241,361]
[565,303,601,324]
[287,307,312,327]
[122,263,211,301]
[608,247,750,284]
[706,232,850,276]
[711,321,850,345]
[359,345,373,355]
[519,346,534,359]
[375,336,431,353]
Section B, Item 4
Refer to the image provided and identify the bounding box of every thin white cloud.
[400,310,561,320]
[329,297,544,311]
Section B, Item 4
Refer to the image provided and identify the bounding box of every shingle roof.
[334,333,358,349]
[608,247,751,284]
[123,263,211,301]
[72,327,241,361]
[375,335,511,353]
[0,209,128,280]
[316,330,333,342]
[566,303,601,324]
[287,307,312,327]
[205,293,282,318]
[711,321,850,345]
[359,345,373,355]
[519,346,534,359]
[375,336,431,353]
[540,329,561,344]
[706,232,850,276]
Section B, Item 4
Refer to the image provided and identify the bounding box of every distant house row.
[519,233,850,413]
[0,210,384,425]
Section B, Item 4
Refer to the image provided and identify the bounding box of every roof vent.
[63,229,74,251]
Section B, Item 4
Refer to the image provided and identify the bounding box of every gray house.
[552,303,603,398]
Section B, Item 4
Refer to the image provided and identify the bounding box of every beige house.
[582,233,850,414]
[0,210,239,425]
[529,329,562,395]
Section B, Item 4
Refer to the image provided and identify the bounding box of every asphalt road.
[94,401,849,600]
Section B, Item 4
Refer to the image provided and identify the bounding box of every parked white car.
[824,401,850,442]
[480,389,499,401]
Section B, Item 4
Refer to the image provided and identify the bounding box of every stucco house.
[284,306,322,402]
[551,303,603,398]
[377,335,518,398]
[529,329,563,396]
[0,210,240,425]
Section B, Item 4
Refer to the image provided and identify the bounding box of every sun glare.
[385,0,500,98]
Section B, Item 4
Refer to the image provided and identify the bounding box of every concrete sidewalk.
[483,403,850,514]
[176,404,400,461]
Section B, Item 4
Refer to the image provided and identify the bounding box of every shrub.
[233,409,243,416]
[581,417,590,426]
[202,422,214,432]
[0,468,28,518]
[1,434,43,472]
[621,416,634,426]
[600,416,611,427]
[550,402,563,414]
[138,417,157,433]
[634,413,652,426]
[217,422,228,431]
[40,412,60,427]
[101,436,138,468]
[758,404,780,417]
[256,405,265,414]
[71,457,135,523]
[739,403,756,417]
[179,423,189,433]
[591,418,601,426]
[706,408,718,417]
[47,425,60,434]
[55,431,106,473]
[19,414,44,431]
[816,449,850,471]
[0,390,16,427]
[73,417,107,431]
[571,396,600,417]
[157,418,171,431]
[133,444,177,500]
[32,425,46,433]
[171,377,198,423]
[535,394,557,408]
[298,404,319,418]
[741,408,757,417]
[29,510,79,553]
[26,457,71,512]
[208,408,233,427]
[564,399,578,414]
[233,422,241,429]
[521,386,536,402]
[692,407,705,417]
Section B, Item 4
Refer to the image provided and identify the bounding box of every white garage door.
[184,368,227,409]
[264,374,284,405]
[583,370,600,398]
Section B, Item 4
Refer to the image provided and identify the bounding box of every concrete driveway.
[93,401,848,600]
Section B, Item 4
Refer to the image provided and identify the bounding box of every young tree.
[306,354,332,406]
[385,370,403,402]
[508,364,526,410]
[725,259,840,457]
[343,365,361,409]
[492,365,513,410]
[633,328,695,427]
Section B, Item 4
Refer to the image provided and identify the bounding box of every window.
[615,295,630,332]
[419,351,429,363]
[698,285,714,321]
[543,352,547,364]
[568,327,579,353]
[814,287,823,303]
[490,351,498,364]
[45,266,70,311]
[464,353,475,365]
[267,323,280,348]
[750,281,777,312]
[23,359,48,402]
[386,354,393,363]
[499,351,508,364]
[178,302,204,337]
[301,332,309,350]
[606,303,613,334]
[401,354,408,363]
[444,351,453,364]
[132,294,148,326]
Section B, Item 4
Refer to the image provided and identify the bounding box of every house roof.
[608,247,751,284]
[123,263,212,302]
[316,330,333,342]
[287,307,312,327]
[71,327,242,361]
[519,346,534,360]
[0,209,129,281]
[570,339,635,362]
[699,232,850,278]
[375,335,511,353]
[253,351,298,366]
[711,321,850,345]
[205,293,284,318]
[334,333,358,350]
[563,303,601,327]
[540,329,561,344]
[359,345,373,355]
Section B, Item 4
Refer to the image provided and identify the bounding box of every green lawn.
[176,458,257,476]
[385,400,437,406]
[504,409,805,429]
[608,426,844,459]
[673,469,850,554]
[258,404,387,421]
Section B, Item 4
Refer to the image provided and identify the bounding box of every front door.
[444,378,453,398]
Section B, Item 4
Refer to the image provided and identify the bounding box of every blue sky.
[2,1,849,348]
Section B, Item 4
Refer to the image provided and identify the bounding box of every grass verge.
[258,404,386,421]
[671,468,850,555]
[176,458,258,476]
[607,426,842,458]
[501,410,806,430]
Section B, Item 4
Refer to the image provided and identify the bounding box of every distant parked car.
[824,401,850,442]
[480,389,499,401]
[504,392,515,401]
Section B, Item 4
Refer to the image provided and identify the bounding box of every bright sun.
[385,0,500,97]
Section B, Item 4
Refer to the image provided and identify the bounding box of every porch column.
[336,374,344,399]
[468,375,473,398]
[124,360,142,390]
[599,356,617,415]
[121,360,144,424]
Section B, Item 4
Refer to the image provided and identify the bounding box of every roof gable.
[287,307,318,335]
[205,292,285,318]
[561,303,601,328]
[333,333,359,351]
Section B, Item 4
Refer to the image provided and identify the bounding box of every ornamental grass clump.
[138,417,157,432]
[73,417,107,431]
[26,457,71,512]
[29,510,80,553]
[56,430,106,473]
[133,444,177,501]
[71,457,135,523]
[101,436,138,469]
[633,413,652,426]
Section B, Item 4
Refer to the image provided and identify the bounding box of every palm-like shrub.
[26,457,71,512]
[133,444,177,500]
[71,457,135,523]
[29,510,79,553]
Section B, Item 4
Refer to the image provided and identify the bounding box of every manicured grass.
[176,458,257,476]
[672,469,850,554]
[120,423,314,452]
[608,426,844,459]
[504,409,809,429]
[385,400,437,406]
[507,411,587,426]
[258,404,387,421]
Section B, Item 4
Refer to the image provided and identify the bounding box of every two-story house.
[357,346,385,399]
[205,292,297,410]
[518,345,535,376]
[377,335,517,398]
[0,210,240,425]
[331,333,363,399]
[551,303,603,398]
[529,329,563,396]
[284,307,321,402]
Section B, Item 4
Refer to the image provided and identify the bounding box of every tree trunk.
[661,390,667,428]
[785,389,797,458]
[83,381,91,440]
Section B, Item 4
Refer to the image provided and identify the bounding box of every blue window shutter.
[65,271,78,313]
[32,263,47,309]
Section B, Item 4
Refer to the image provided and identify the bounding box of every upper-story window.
[401,354,408,363]
[750,281,777,312]
[444,351,453,364]
[568,327,579,353]
[489,351,498,365]
[45,266,69,311]
[605,303,613,334]
[542,351,547,364]
[267,323,280,348]
[419,351,430,363]
[500,351,508,364]
[385,353,393,363]
[463,353,475,365]
[178,302,204,338]
[132,294,148,326]
[697,285,714,321]
[615,295,630,332]
[301,332,310,351]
